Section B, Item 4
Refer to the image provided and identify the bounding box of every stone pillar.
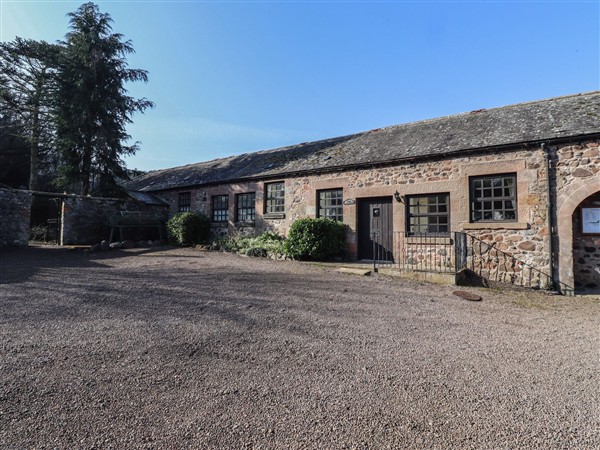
[0,188,33,248]
[556,179,600,295]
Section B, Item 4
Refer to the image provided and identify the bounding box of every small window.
[407,193,450,235]
[236,193,256,222]
[265,182,285,214]
[470,174,517,222]
[318,188,343,222]
[211,195,228,222]
[178,192,191,212]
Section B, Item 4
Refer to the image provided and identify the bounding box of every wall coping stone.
[461,222,529,230]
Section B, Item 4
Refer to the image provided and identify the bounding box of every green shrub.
[213,231,285,258]
[29,225,47,242]
[283,218,346,260]
[244,246,268,258]
[167,212,210,246]
[212,235,239,252]
[247,234,284,257]
[255,231,285,244]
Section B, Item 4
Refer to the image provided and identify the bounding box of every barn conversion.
[127,92,600,295]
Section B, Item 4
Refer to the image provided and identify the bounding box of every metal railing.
[463,234,553,290]
[372,231,558,291]
[395,232,457,273]
[370,231,394,272]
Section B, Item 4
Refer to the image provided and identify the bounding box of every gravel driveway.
[1,246,598,449]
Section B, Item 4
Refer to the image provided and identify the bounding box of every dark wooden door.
[357,197,394,261]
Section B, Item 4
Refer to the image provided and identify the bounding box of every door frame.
[356,196,394,261]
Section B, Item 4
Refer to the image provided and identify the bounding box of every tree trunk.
[28,77,43,191]
[29,114,40,191]
[80,141,92,196]
[29,140,40,191]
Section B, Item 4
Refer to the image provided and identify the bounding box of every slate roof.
[127,190,169,206]
[127,92,600,192]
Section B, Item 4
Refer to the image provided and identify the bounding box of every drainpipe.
[542,143,557,291]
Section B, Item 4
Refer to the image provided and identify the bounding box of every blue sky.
[1,1,599,171]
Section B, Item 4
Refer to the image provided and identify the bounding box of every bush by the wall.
[29,225,47,242]
[213,231,285,258]
[245,231,285,257]
[167,212,210,246]
[283,218,346,260]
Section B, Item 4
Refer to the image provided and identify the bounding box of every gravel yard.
[1,246,598,449]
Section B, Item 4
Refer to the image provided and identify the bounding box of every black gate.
[30,194,62,243]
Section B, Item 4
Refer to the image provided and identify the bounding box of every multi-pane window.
[236,192,256,222]
[407,193,450,235]
[178,192,191,212]
[318,189,343,222]
[265,182,285,214]
[470,174,517,222]
[212,195,228,222]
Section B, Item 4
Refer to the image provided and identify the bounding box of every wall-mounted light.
[394,191,404,203]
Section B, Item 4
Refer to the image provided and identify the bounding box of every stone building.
[127,92,600,294]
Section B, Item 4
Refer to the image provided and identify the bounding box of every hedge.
[283,217,346,260]
[167,211,210,246]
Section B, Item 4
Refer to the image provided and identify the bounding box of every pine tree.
[0,112,30,188]
[56,2,153,196]
[0,38,60,191]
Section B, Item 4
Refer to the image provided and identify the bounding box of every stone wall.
[572,192,600,291]
[555,141,600,193]
[554,139,600,293]
[0,188,32,248]
[61,195,168,245]
[61,196,123,245]
[152,137,600,292]
[156,181,286,239]
[155,146,551,267]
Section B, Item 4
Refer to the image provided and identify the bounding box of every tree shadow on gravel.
[0,245,191,285]
[1,246,102,285]
[1,251,374,343]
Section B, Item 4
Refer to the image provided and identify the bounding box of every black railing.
[370,231,394,272]
[373,231,559,291]
[395,232,456,273]
[463,234,552,290]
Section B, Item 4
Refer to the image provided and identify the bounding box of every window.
[178,192,191,212]
[265,182,285,214]
[407,193,450,235]
[470,174,517,222]
[318,189,343,222]
[236,192,256,222]
[211,195,228,222]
